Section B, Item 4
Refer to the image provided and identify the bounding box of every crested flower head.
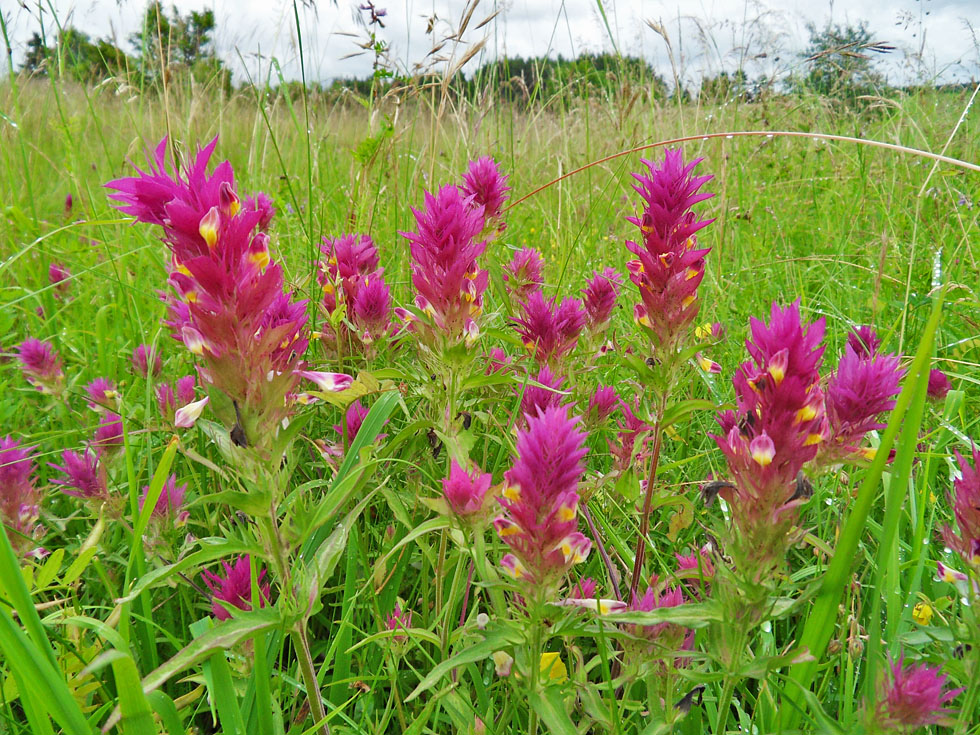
[626,149,714,354]
[50,449,108,501]
[627,583,693,657]
[139,474,189,525]
[131,344,162,377]
[333,400,370,443]
[927,368,951,400]
[16,338,64,395]
[503,248,544,303]
[0,437,42,556]
[350,273,393,343]
[156,375,196,423]
[318,236,391,354]
[582,267,622,331]
[486,347,512,374]
[494,405,591,591]
[401,184,488,343]
[712,301,827,578]
[609,395,653,471]
[107,137,313,455]
[821,344,903,464]
[442,459,493,518]
[461,156,510,225]
[847,325,881,358]
[873,654,962,729]
[201,555,271,621]
[513,290,586,365]
[942,445,980,568]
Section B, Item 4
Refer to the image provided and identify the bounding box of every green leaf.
[661,399,718,429]
[112,653,156,735]
[405,626,522,702]
[101,608,282,731]
[146,691,185,735]
[607,600,722,628]
[529,687,578,735]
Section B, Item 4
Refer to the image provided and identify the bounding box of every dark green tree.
[19,27,131,81]
[798,21,892,99]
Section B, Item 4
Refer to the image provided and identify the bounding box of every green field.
[1,59,979,734]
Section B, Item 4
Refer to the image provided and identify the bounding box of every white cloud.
[2,0,977,84]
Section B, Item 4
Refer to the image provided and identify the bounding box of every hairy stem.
[630,391,669,601]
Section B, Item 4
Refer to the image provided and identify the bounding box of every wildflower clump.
[494,404,591,596]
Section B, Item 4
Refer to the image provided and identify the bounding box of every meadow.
[1,52,979,735]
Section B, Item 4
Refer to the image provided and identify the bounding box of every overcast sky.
[2,0,978,86]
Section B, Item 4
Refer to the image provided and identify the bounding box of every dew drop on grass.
[765,133,774,139]
[725,134,734,140]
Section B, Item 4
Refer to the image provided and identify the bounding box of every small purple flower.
[333,400,370,443]
[503,248,544,303]
[874,654,963,729]
[586,384,620,425]
[520,365,566,420]
[92,412,124,453]
[443,459,493,518]
[16,338,64,394]
[139,474,189,524]
[201,555,271,621]
[581,267,622,331]
[350,274,393,343]
[64,193,73,217]
[512,290,586,365]
[50,449,108,500]
[85,378,119,412]
[131,344,163,378]
[461,156,510,225]
[48,263,71,298]
[0,437,42,556]
[385,603,412,643]
[847,325,881,358]
[927,368,951,400]
[942,445,980,570]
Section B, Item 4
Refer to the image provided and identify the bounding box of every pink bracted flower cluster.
[512,290,586,365]
[107,137,346,453]
[401,184,489,346]
[872,654,962,730]
[131,344,162,378]
[50,448,109,503]
[519,365,566,420]
[820,330,903,465]
[156,375,197,425]
[582,267,622,331]
[201,555,271,621]
[385,603,413,643]
[626,580,694,663]
[586,384,620,427]
[626,149,714,355]
[0,437,43,557]
[712,301,828,576]
[318,233,392,353]
[48,263,71,299]
[461,156,510,233]
[494,405,591,591]
[16,338,64,395]
[139,475,190,525]
[609,396,653,472]
[503,248,544,302]
[442,459,493,519]
[941,446,980,576]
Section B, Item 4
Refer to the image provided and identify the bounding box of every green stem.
[292,626,330,735]
[713,623,748,734]
[472,529,507,617]
[631,390,669,600]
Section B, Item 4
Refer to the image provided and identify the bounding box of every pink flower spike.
[927,368,951,400]
[942,446,980,568]
[175,397,209,428]
[847,325,881,357]
[50,449,108,500]
[131,344,162,377]
[581,267,622,330]
[443,460,493,517]
[875,654,963,729]
[176,375,196,405]
[16,338,64,394]
[461,156,511,223]
[587,384,620,425]
[92,412,124,452]
[385,603,413,643]
[201,555,271,620]
[0,437,42,556]
[299,371,353,393]
[48,263,71,298]
[513,290,586,365]
[140,474,189,523]
[85,378,119,412]
[503,248,544,302]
